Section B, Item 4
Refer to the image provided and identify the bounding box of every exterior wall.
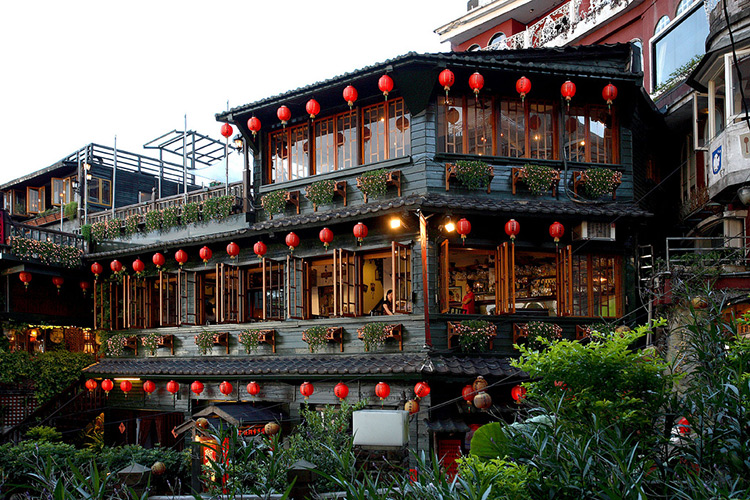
[456,19,526,50]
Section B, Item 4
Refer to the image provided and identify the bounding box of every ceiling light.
[390,217,402,229]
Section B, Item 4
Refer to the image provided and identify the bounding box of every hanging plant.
[203,195,234,221]
[302,326,328,353]
[144,210,163,232]
[63,201,78,220]
[305,179,336,208]
[10,237,83,268]
[182,201,201,225]
[91,221,107,242]
[103,332,128,357]
[454,320,497,353]
[194,330,215,355]
[581,168,623,199]
[518,164,560,196]
[356,322,395,351]
[261,190,287,215]
[456,160,493,190]
[123,214,140,237]
[104,219,121,239]
[140,332,162,356]
[356,169,388,200]
[238,329,263,354]
[525,321,563,350]
[162,207,179,230]
[80,224,92,242]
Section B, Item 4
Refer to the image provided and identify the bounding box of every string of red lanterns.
[110,260,123,274]
[191,381,205,395]
[143,380,156,396]
[85,379,98,392]
[247,381,260,397]
[414,381,430,399]
[511,384,527,403]
[120,380,132,398]
[456,218,471,244]
[101,379,114,395]
[132,258,145,277]
[549,221,565,246]
[79,280,91,296]
[91,262,103,279]
[375,381,391,400]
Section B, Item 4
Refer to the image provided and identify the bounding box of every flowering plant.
[581,168,622,199]
[261,190,287,215]
[124,214,139,237]
[239,329,263,354]
[140,332,162,356]
[203,195,234,221]
[455,160,493,190]
[194,330,216,355]
[517,164,560,196]
[356,322,397,351]
[10,237,83,269]
[104,332,128,357]
[182,201,201,225]
[302,326,328,353]
[104,219,121,239]
[91,221,107,241]
[144,210,162,232]
[356,169,388,199]
[161,207,179,230]
[526,321,563,350]
[305,179,336,208]
[454,320,497,353]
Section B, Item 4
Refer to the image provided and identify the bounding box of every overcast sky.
[0,1,463,185]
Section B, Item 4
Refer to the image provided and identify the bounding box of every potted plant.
[104,219,121,239]
[302,326,328,353]
[203,195,234,221]
[161,207,179,230]
[455,160,493,190]
[123,214,140,237]
[144,210,163,232]
[356,322,396,351]
[182,201,201,225]
[580,168,622,199]
[525,321,563,350]
[516,164,560,195]
[238,329,263,354]
[140,332,162,356]
[356,169,388,201]
[261,190,287,217]
[453,320,497,353]
[104,332,128,357]
[194,330,216,355]
[305,179,336,211]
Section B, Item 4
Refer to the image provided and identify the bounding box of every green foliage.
[238,329,263,354]
[454,319,496,353]
[305,179,336,208]
[80,223,92,242]
[63,201,77,220]
[97,444,190,488]
[0,350,94,404]
[302,325,328,353]
[261,189,287,215]
[104,219,121,239]
[102,332,129,357]
[524,321,563,351]
[144,209,162,232]
[25,425,63,442]
[161,206,179,230]
[356,322,395,351]
[581,167,622,199]
[10,236,84,268]
[519,164,559,196]
[202,195,234,221]
[194,330,215,355]
[181,201,201,225]
[356,168,388,199]
[456,455,538,500]
[455,160,493,190]
[91,221,107,241]
[123,214,139,237]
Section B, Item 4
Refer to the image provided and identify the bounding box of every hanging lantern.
[414,381,431,399]
[473,391,493,409]
[277,105,291,127]
[253,241,267,260]
[52,276,64,294]
[511,384,527,402]
[90,262,103,279]
[220,123,233,139]
[456,218,471,245]
[246,381,260,397]
[285,232,300,253]
[264,422,281,436]
[472,376,488,392]
[319,227,334,250]
[405,399,420,414]
[175,249,188,267]
[528,114,541,131]
[343,85,358,108]
[196,417,209,429]
[505,219,520,240]
[18,271,31,290]
[219,381,233,396]
[306,99,321,119]
[468,72,484,99]
[300,381,314,400]
[378,74,394,100]
[677,417,691,434]
[199,246,212,265]
[191,381,204,395]
[110,260,123,273]
[132,258,145,277]
[353,222,368,246]
[166,380,180,395]
[79,281,91,296]
[101,379,114,395]
[334,382,349,401]
[375,381,391,400]
[446,107,460,124]
[152,252,165,269]
[461,385,474,404]
[438,68,455,97]
[561,80,576,108]
[143,380,156,396]
[602,83,618,109]
[516,76,532,102]
[549,222,565,245]
[120,380,133,397]
[247,116,261,137]
[226,241,240,259]
[85,379,98,392]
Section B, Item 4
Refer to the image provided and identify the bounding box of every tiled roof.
[87,228,249,259]
[83,353,525,379]
[424,418,471,433]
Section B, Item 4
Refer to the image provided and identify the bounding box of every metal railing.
[666,236,750,272]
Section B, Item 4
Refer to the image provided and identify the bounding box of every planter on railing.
[284,190,301,215]
[447,321,496,352]
[357,323,402,351]
[356,169,401,203]
[194,331,230,355]
[239,329,276,353]
[445,162,494,193]
[513,322,563,349]
[302,326,342,353]
[511,165,560,196]
[124,336,139,356]
[573,168,622,200]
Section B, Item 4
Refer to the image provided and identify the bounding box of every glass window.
[563,106,617,164]
[389,99,411,159]
[488,32,506,47]
[51,178,64,205]
[27,187,43,213]
[362,102,387,164]
[676,0,695,16]
[730,52,750,122]
[589,107,615,164]
[499,99,525,157]
[336,111,358,170]
[571,254,621,317]
[269,129,290,183]
[289,126,309,181]
[314,117,336,175]
[564,107,587,162]
[101,179,111,206]
[653,7,707,87]
[89,180,100,204]
[655,15,670,34]
[438,96,465,154]
[467,44,481,52]
[528,102,555,159]
[467,96,493,156]
[681,134,697,203]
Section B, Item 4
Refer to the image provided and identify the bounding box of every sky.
[0,1,464,185]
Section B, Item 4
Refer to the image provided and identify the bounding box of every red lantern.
[253,241,267,259]
[353,222,368,246]
[246,381,260,397]
[101,379,114,395]
[152,252,165,269]
[85,379,98,392]
[511,385,527,402]
[91,262,103,278]
[286,232,300,253]
[110,260,123,273]
[561,80,576,107]
[438,68,455,97]
[602,83,618,108]
[528,114,541,130]
[505,219,520,240]
[375,381,391,400]
[166,380,179,395]
[191,381,204,395]
[247,116,261,137]
[677,417,690,434]
[143,380,156,396]
[319,227,334,250]
[277,105,291,127]
[19,271,32,289]
[132,258,145,275]
[120,380,133,397]
[456,218,471,244]
[79,281,91,296]
[549,222,565,244]
[461,385,474,403]
[516,76,532,102]
[52,276,64,294]
[474,392,492,409]
[405,399,420,414]
[468,72,484,98]
[343,85,358,108]
[306,99,321,119]
[220,123,233,139]
[414,381,430,399]
[227,241,240,259]
[300,381,314,400]
[175,249,188,267]
[219,381,233,396]
[334,382,349,401]
[473,376,488,392]
[378,74,394,100]
[199,246,212,264]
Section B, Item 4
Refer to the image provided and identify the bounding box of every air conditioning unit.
[352,410,409,447]
[572,221,616,241]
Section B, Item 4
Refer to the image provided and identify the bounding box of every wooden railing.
[88,181,245,225]
[5,217,87,251]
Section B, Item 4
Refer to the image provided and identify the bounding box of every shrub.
[123,214,139,237]
[161,206,179,230]
[261,190,287,215]
[80,223,92,242]
[104,218,121,239]
[456,455,538,500]
[356,169,388,199]
[63,201,77,220]
[10,236,83,268]
[524,321,562,351]
[182,201,201,225]
[91,221,107,241]
[455,160,493,190]
[144,209,162,232]
[25,425,62,442]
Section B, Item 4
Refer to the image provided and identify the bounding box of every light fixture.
[29,329,39,340]
[84,162,91,171]
[738,186,750,205]
[233,134,244,153]
[86,173,92,181]
[390,217,402,229]
[444,215,456,233]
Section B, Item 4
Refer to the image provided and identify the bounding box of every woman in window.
[462,280,476,314]
[371,289,394,316]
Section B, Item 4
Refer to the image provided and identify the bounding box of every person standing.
[462,281,476,314]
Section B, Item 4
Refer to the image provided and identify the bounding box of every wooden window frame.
[286,255,310,320]
[262,258,285,321]
[178,270,202,326]
[51,178,65,206]
[159,271,179,327]
[267,123,310,184]
[361,98,410,165]
[217,263,244,324]
[313,109,359,175]
[26,186,45,214]
[392,242,412,314]
[125,275,154,329]
[564,105,619,165]
[568,253,623,318]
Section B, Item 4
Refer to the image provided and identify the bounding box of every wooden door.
[439,239,450,313]
[392,242,411,313]
[556,245,573,316]
[495,242,516,314]
[286,256,309,319]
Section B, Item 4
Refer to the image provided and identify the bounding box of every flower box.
[513,322,563,350]
[157,334,175,355]
[239,329,276,353]
[194,331,229,355]
[284,190,300,215]
[357,323,402,351]
[302,326,342,353]
[356,169,401,203]
[511,165,561,196]
[575,325,591,341]
[445,162,494,194]
[447,321,496,351]
[573,169,622,200]
[305,180,348,212]
[124,336,139,355]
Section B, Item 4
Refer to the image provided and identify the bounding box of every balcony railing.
[666,236,750,272]
[5,217,87,251]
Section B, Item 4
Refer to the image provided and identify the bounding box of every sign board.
[712,146,722,174]
[740,133,750,159]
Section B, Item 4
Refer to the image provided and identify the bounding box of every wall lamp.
[440,214,456,233]
[233,134,244,154]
